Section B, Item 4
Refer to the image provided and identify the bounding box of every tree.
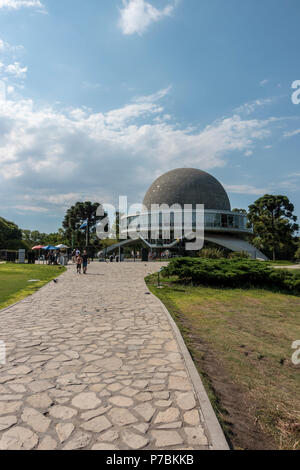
[232,208,247,214]
[248,195,299,261]
[0,217,25,250]
[62,202,107,249]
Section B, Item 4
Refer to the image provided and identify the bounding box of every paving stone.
[122,429,149,450]
[168,376,192,391]
[0,394,23,401]
[157,421,182,429]
[80,415,112,433]
[135,392,152,402]
[0,415,18,431]
[153,391,170,400]
[28,381,55,393]
[56,423,75,443]
[184,427,208,446]
[21,407,51,433]
[108,408,138,426]
[0,401,21,415]
[63,432,91,450]
[81,406,112,421]
[176,392,196,411]
[134,403,156,422]
[8,384,26,393]
[107,383,123,392]
[155,400,172,408]
[154,408,180,424]
[98,429,119,442]
[121,387,138,397]
[90,383,106,393]
[72,392,101,410]
[151,430,183,448]
[38,435,58,450]
[7,366,32,376]
[109,396,134,407]
[49,405,78,420]
[96,357,123,371]
[26,393,53,409]
[132,423,150,433]
[184,410,200,426]
[0,426,39,450]
[92,443,119,450]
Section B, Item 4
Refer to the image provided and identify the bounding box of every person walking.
[76,254,82,274]
[82,250,89,274]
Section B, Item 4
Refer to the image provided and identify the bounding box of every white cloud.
[0,38,23,52]
[225,185,267,195]
[259,79,269,87]
[5,62,27,78]
[0,0,44,10]
[15,205,49,213]
[236,97,275,115]
[283,129,300,138]
[119,0,178,35]
[0,87,287,223]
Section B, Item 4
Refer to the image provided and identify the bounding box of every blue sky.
[0,0,299,232]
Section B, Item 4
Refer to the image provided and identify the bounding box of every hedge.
[162,258,300,295]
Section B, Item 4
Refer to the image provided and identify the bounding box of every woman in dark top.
[82,250,89,274]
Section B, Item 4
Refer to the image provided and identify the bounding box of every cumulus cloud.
[0,0,44,10]
[119,0,178,35]
[0,87,280,221]
[5,62,27,78]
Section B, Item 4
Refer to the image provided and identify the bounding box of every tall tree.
[62,202,107,248]
[0,217,24,250]
[248,195,299,261]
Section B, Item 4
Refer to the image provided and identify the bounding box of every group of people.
[72,248,89,274]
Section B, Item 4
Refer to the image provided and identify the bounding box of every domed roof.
[143,168,231,211]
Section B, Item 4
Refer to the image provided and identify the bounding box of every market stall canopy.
[55,244,69,249]
[32,245,45,250]
[42,246,57,251]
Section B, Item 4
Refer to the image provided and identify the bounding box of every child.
[76,255,82,274]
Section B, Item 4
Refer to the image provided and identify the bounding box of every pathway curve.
[0,262,226,450]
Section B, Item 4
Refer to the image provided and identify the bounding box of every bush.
[228,251,251,259]
[162,258,300,295]
[198,248,226,259]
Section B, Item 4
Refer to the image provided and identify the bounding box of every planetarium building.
[119,168,267,260]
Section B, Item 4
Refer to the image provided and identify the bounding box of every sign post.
[18,249,26,264]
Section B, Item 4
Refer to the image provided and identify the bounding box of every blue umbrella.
[43,246,58,251]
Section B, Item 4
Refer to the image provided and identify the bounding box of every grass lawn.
[146,274,300,450]
[0,263,66,310]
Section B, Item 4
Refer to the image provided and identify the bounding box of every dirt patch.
[176,312,277,450]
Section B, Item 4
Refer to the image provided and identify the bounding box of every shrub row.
[162,258,300,295]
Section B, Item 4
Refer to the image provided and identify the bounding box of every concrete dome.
[143,168,231,211]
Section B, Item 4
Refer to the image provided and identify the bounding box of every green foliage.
[62,201,107,248]
[163,258,300,295]
[248,195,299,261]
[228,251,251,259]
[0,217,24,250]
[22,229,68,248]
[198,247,226,259]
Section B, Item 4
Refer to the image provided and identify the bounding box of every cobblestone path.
[0,262,218,450]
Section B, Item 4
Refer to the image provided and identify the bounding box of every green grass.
[146,274,300,450]
[0,263,66,310]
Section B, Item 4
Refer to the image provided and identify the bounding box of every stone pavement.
[0,262,223,450]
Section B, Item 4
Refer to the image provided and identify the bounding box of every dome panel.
[143,168,231,211]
